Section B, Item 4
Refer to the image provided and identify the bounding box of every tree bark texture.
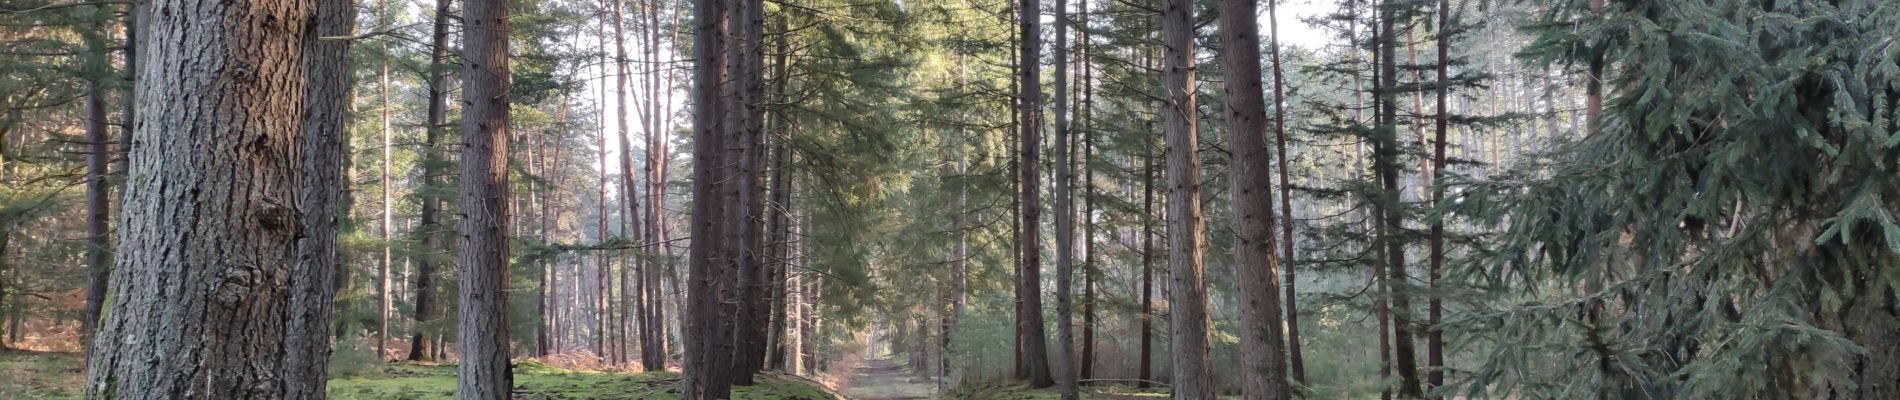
[84,0,313,397]
[686,0,734,392]
[1016,0,1054,387]
[285,0,355,397]
[1161,0,1216,395]
[1220,0,1292,397]
[456,0,514,397]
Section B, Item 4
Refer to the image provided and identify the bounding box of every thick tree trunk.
[285,0,356,397]
[686,0,734,392]
[1161,0,1216,394]
[729,0,770,382]
[408,0,453,362]
[1016,0,1055,387]
[1220,0,1292,397]
[83,1,312,397]
[456,0,514,396]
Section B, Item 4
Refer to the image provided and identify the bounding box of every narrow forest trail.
[836,358,939,400]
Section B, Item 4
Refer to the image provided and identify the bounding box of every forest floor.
[835,358,940,400]
[827,354,1183,400]
[0,349,836,400]
[0,349,83,398]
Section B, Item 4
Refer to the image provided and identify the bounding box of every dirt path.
[836,358,938,400]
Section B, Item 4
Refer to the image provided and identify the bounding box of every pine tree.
[1219,0,1291,396]
[285,0,355,397]
[85,0,313,396]
[1458,1,1900,398]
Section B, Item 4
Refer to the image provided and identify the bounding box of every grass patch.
[0,349,85,399]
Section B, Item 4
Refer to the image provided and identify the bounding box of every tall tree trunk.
[1376,4,1423,397]
[1137,132,1155,390]
[1220,0,1292,397]
[377,0,395,359]
[1016,0,1055,387]
[1267,0,1304,384]
[686,0,734,392]
[1161,0,1216,394]
[1426,0,1450,390]
[945,64,970,382]
[611,0,645,368]
[764,15,793,368]
[81,10,113,352]
[734,0,771,382]
[84,0,312,396]
[457,0,514,396]
[548,133,566,354]
[1052,0,1076,395]
[286,0,356,397]
[594,0,613,359]
[1009,2,1024,376]
[766,145,791,371]
[1078,1,1096,378]
[408,0,454,362]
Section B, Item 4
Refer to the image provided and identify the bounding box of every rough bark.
[285,0,356,397]
[729,0,770,382]
[456,0,514,396]
[83,0,313,397]
[1016,0,1055,386]
[1161,0,1216,394]
[1220,0,1292,397]
[686,0,734,392]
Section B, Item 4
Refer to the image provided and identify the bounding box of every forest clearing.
[1,0,1897,398]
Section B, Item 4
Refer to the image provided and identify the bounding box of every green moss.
[0,353,834,400]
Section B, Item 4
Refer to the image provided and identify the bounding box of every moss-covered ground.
[0,350,835,400]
